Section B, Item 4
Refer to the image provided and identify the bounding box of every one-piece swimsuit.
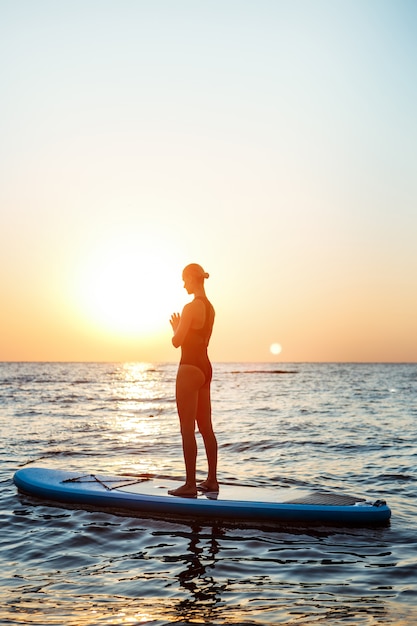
[179,296,215,385]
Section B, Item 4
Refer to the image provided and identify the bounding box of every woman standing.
[169,264,218,497]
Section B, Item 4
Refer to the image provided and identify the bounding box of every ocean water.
[1,361,416,625]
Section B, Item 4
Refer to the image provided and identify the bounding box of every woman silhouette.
[169,264,218,497]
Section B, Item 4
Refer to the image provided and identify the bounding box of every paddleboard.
[14,467,391,527]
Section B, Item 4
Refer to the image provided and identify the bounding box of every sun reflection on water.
[103,362,176,476]
[112,363,169,418]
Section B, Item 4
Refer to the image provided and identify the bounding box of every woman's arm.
[170,303,194,348]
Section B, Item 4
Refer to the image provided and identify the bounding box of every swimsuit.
[180,297,215,385]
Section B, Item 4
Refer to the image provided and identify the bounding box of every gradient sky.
[1,0,416,362]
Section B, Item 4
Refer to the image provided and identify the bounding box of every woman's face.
[182,271,196,294]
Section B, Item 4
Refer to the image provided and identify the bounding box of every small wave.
[107,395,172,403]
[18,449,82,466]
[378,473,416,482]
[231,369,298,374]
[221,439,280,454]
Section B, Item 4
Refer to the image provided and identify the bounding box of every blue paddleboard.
[14,467,391,527]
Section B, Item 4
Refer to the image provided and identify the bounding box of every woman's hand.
[170,312,181,332]
[170,304,193,348]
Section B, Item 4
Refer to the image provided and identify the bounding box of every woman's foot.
[197,479,219,493]
[168,484,197,498]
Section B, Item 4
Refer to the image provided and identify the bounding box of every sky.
[1,0,416,363]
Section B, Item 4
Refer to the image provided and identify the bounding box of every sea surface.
[1,361,416,625]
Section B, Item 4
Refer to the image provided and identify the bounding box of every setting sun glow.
[74,236,180,338]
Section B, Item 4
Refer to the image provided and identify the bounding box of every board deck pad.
[14,467,391,527]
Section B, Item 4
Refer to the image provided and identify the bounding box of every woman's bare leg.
[169,364,205,497]
[196,383,218,491]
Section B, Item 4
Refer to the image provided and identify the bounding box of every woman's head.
[182,263,209,293]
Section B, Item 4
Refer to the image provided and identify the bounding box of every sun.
[270,342,282,355]
[74,235,182,337]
